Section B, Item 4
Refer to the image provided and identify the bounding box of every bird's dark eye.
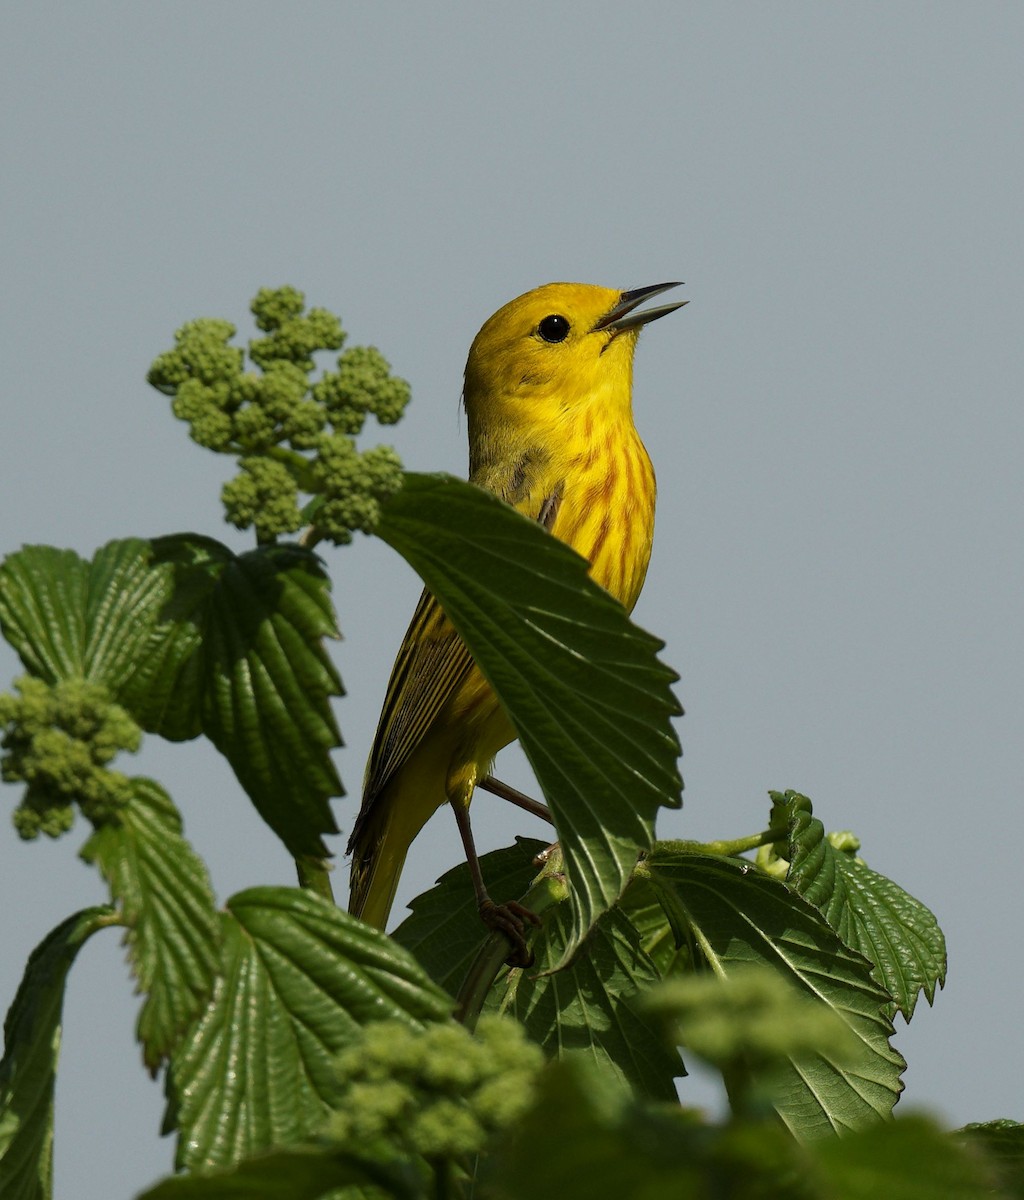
[537,314,571,343]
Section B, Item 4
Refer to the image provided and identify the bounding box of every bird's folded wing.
[357,586,475,811]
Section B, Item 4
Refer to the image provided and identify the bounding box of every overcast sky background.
[2,4,1022,1197]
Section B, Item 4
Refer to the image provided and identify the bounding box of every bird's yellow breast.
[545,409,656,613]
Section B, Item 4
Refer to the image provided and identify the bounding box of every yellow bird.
[348,282,686,951]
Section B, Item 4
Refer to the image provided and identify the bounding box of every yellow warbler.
[348,282,685,949]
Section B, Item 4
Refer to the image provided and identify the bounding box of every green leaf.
[0,908,114,1200]
[648,849,905,1137]
[620,872,691,978]
[392,838,548,995]
[0,540,168,687]
[770,791,947,1020]
[0,539,340,855]
[397,840,680,1099]
[484,901,683,1101]
[485,1057,800,1200]
[958,1121,1024,1199]
[80,779,220,1071]
[811,1115,1000,1200]
[138,1144,419,1200]
[123,535,343,858]
[376,473,682,965]
[166,887,452,1171]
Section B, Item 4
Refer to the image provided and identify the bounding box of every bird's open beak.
[594,282,688,333]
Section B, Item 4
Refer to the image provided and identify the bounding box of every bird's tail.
[347,752,448,929]
[347,803,409,929]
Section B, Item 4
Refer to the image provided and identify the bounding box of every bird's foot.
[479,898,541,968]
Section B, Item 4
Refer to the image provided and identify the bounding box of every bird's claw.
[479,898,541,968]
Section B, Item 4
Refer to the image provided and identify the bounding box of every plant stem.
[654,831,779,859]
[295,855,335,903]
[454,934,513,1031]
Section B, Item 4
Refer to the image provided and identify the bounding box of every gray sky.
[2,4,1022,1196]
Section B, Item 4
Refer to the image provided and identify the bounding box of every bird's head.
[463,282,686,432]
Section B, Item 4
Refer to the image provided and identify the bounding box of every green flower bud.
[409,1098,485,1158]
[222,457,303,539]
[1,678,141,840]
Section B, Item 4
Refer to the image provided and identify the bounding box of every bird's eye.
[537,314,571,343]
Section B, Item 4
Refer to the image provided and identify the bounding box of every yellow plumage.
[348,281,684,929]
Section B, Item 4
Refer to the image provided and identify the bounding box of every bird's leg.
[478,775,553,824]
[478,777,561,902]
[450,799,541,968]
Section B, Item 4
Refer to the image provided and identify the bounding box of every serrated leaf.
[123,535,344,858]
[392,838,549,995]
[770,791,947,1021]
[80,779,219,1071]
[395,840,682,1099]
[0,908,114,1200]
[648,849,905,1137]
[167,886,452,1171]
[0,540,168,687]
[0,539,339,856]
[138,1143,420,1200]
[958,1121,1024,1200]
[376,472,682,967]
[620,872,692,978]
[484,901,683,1100]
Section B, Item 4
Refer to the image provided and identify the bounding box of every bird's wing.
[356,585,475,811]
